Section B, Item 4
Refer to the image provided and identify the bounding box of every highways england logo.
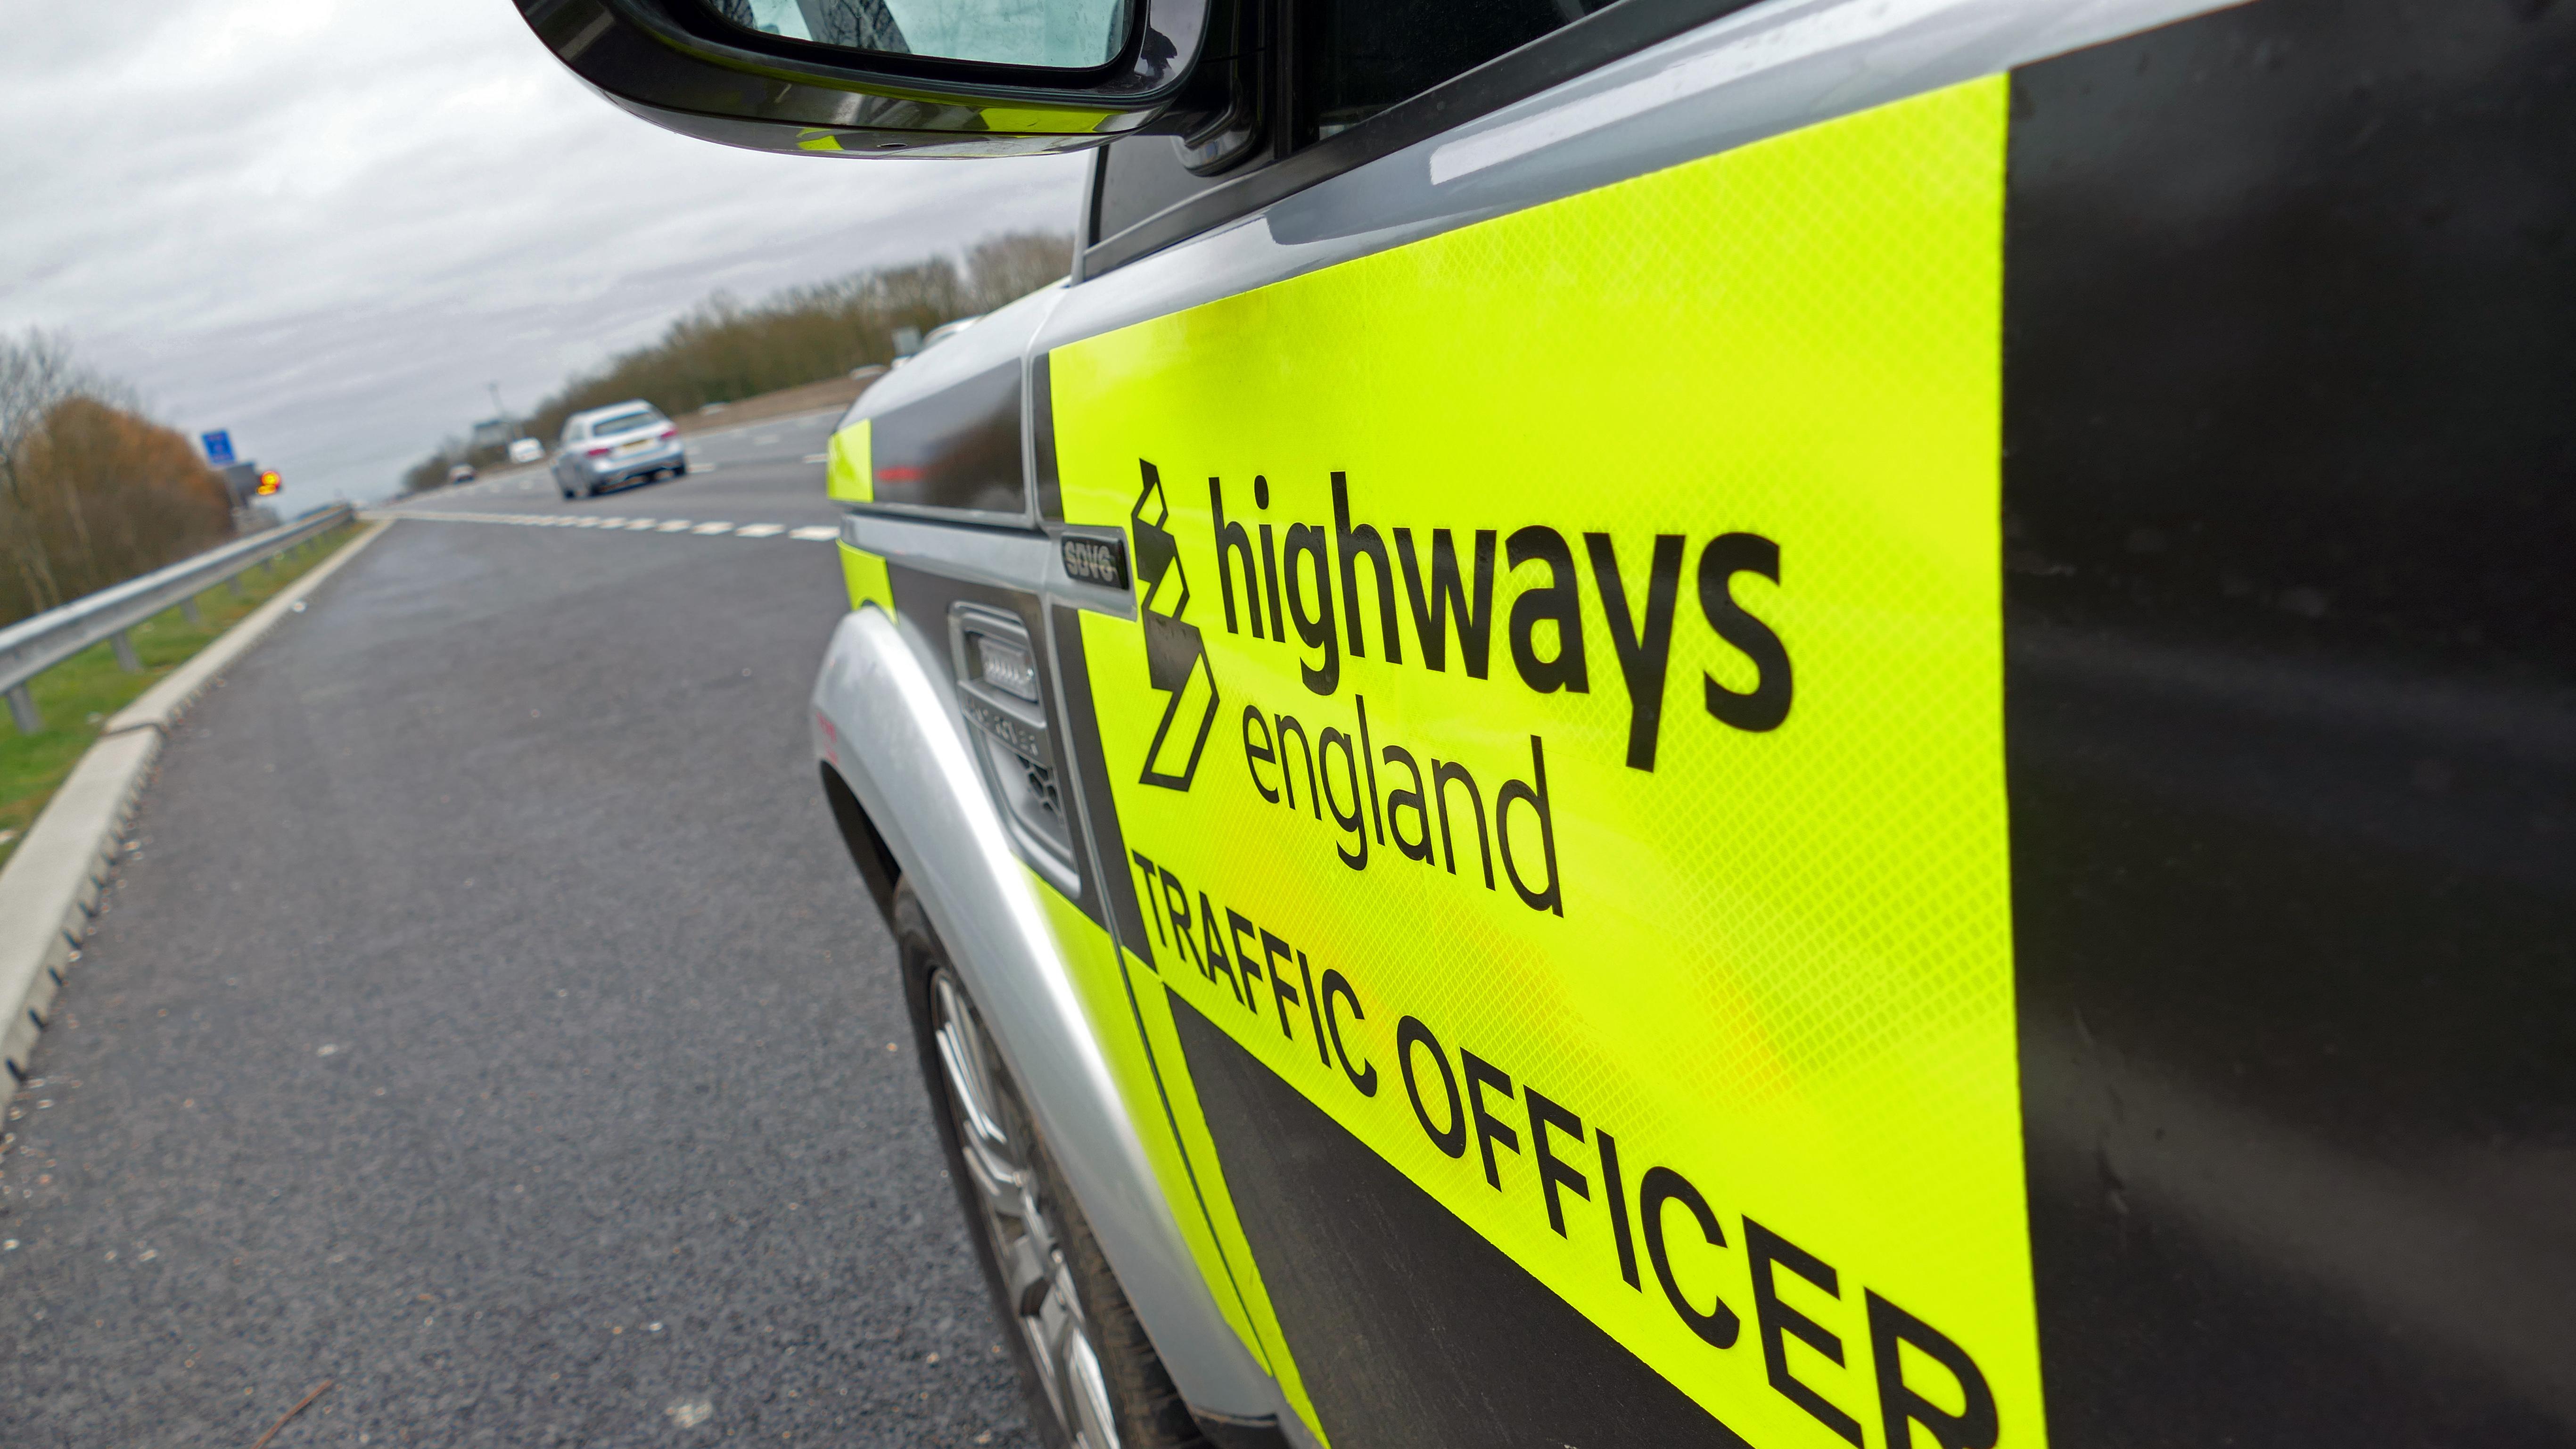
[1131,461,1218,791]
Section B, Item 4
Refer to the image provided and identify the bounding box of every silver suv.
[520,3,2576,1448]
[551,402,685,499]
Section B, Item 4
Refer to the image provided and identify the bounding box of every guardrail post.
[0,502,352,718]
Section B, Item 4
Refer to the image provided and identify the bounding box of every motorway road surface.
[0,414,1041,1447]
[396,407,849,526]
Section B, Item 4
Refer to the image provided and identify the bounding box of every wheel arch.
[809,604,1283,1423]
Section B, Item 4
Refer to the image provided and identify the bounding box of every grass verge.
[0,522,361,869]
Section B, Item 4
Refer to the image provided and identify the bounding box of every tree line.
[401,230,1073,493]
[0,332,237,630]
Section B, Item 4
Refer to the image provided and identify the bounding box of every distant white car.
[445,463,475,486]
[507,436,544,465]
[551,401,685,499]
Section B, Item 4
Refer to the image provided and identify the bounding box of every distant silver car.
[551,402,685,499]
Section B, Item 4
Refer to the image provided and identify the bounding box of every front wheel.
[894,884,1212,1449]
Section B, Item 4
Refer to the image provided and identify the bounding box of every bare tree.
[0,331,81,612]
[397,229,1078,489]
[0,330,234,628]
[963,230,1075,310]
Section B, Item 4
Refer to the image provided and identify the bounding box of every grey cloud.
[0,0,1090,508]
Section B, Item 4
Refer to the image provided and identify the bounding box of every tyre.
[893,883,1212,1449]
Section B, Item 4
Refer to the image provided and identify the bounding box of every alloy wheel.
[929,969,1123,1449]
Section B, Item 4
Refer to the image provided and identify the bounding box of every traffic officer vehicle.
[519,1,2576,1446]
[550,400,687,497]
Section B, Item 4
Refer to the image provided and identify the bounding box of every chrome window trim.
[840,511,1138,620]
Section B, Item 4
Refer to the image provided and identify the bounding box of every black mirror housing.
[516,0,1208,158]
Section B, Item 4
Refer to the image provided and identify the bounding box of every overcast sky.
[0,0,1089,509]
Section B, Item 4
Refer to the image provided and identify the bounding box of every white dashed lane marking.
[803,453,828,464]
[390,511,840,543]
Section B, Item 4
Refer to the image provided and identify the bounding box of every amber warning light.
[255,470,281,496]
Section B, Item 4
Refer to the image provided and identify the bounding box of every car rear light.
[586,445,611,458]
[657,426,676,440]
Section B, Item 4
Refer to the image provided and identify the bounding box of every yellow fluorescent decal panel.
[838,542,891,615]
[827,417,873,503]
[981,106,1119,134]
[1053,79,2034,1447]
[1025,867,1320,1424]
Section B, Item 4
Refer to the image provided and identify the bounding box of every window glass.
[1298,0,1607,142]
[589,411,662,436]
[700,0,1128,69]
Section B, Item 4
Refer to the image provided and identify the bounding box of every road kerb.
[2,518,391,1083]
[0,728,161,1081]
[103,519,391,736]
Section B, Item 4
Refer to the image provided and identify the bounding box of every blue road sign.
[201,430,235,466]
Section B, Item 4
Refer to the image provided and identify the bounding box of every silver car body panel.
[838,282,1069,532]
[809,604,1282,1417]
[587,436,684,478]
[818,0,2244,1436]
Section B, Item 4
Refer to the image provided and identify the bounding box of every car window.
[1295,0,1608,144]
[1086,0,1660,271]
[589,411,660,435]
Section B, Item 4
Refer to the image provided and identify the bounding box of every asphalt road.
[402,409,848,526]
[0,441,1039,1448]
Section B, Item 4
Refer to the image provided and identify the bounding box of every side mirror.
[516,0,1208,158]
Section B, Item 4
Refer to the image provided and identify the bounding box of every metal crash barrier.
[0,502,356,733]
